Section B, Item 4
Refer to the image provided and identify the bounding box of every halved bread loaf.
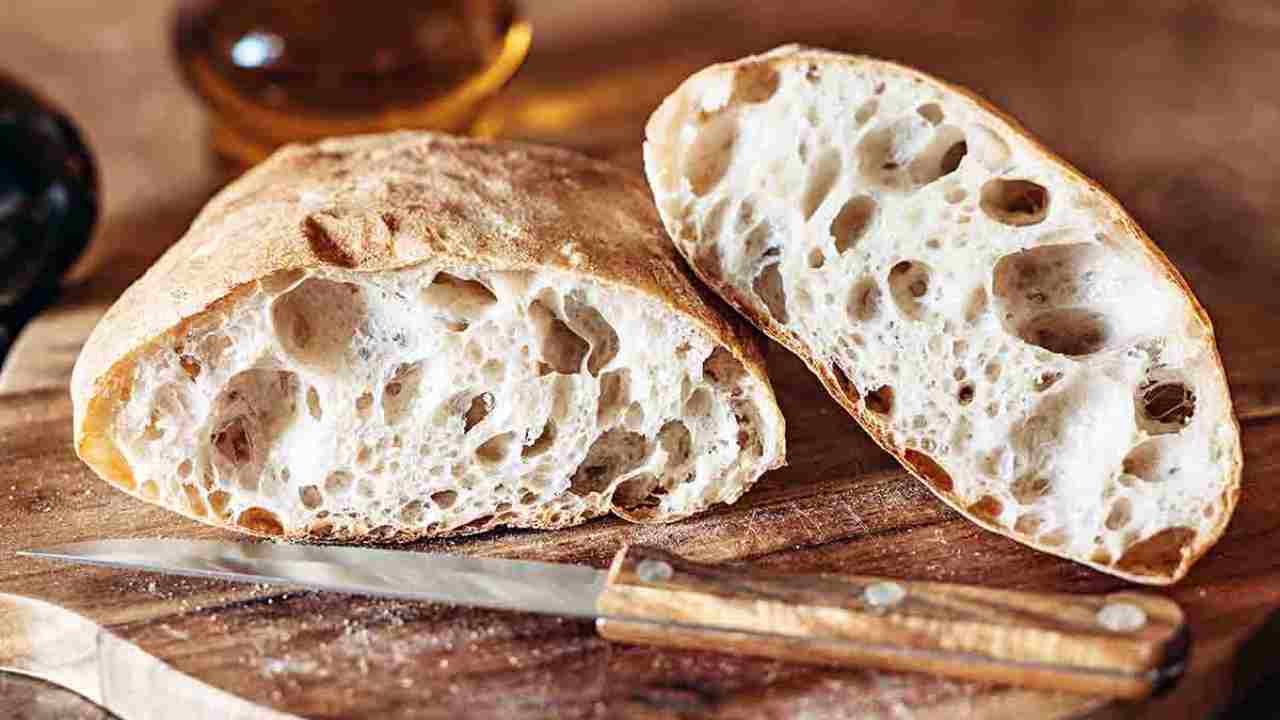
[71,132,784,542]
[644,46,1240,584]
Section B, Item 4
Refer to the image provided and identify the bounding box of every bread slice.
[643,46,1240,584]
[71,132,785,542]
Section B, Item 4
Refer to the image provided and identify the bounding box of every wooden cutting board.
[5,1,1280,718]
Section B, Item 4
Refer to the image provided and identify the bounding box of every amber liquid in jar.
[174,0,530,171]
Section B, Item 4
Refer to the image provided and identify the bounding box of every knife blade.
[19,539,603,618]
[20,540,1188,699]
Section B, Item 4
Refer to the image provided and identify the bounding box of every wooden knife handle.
[595,545,1187,699]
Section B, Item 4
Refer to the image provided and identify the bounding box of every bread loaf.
[71,132,785,542]
[643,46,1240,583]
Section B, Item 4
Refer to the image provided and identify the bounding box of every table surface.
[4,1,1280,718]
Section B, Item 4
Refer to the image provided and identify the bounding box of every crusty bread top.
[72,132,769,441]
[643,46,1241,584]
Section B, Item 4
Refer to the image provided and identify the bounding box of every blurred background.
[1,1,1278,717]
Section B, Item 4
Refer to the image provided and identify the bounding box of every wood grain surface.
[3,0,1280,718]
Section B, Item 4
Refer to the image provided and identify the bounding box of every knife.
[19,540,1187,698]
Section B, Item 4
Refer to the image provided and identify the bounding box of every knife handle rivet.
[863,581,906,609]
[1097,602,1148,632]
[636,559,674,583]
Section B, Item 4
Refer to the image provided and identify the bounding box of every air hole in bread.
[684,388,712,417]
[696,239,727,275]
[431,489,458,509]
[969,495,1003,524]
[1116,526,1195,577]
[858,117,932,191]
[177,459,193,479]
[944,186,967,204]
[659,420,693,469]
[854,99,878,126]
[1121,437,1181,483]
[299,485,322,509]
[984,361,1002,382]
[210,370,299,485]
[237,507,283,536]
[735,198,758,233]
[957,384,975,405]
[182,484,206,516]
[685,111,738,196]
[703,346,746,387]
[611,473,662,516]
[355,391,374,418]
[888,260,932,320]
[452,514,494,535]
[260,268,308,295]
[1038,528,1068,548]
[753,262,789,324]
[807,248,825,269]
[981,179,1049,226]
[938,141,967,177]
[903,449,952,492]
[399,500,424,524]
[1014,512,1042,535]
[565,295,619,376]
[272,278,365,368]
[1033,371,1063,392]
[207,490,231,519]
[522,420,556,458]
[531,299,589,374]
[325,470,353,495]
[463,392,494,432]
[476,432,516,464]
[700,197,731,241]
[1105,497,1132,530]
[1138,378,1196,434]
[142,411,165,441]
[802,149,842,220]
[422,272,497,331]
[1011,474,1050,504]
[993,242,1129,356]
[830,196,876,254]
[847,276,883,323]
[830,363,856,400]
[597,369,630,424]
[743,224,778,266]
[863,385,894,415]
[959,287,988,325]
[967,124,1012,172]
[306,386,322,420]
[481,359,504,385]
[731,62,780,103]
[917,103,944,125]
[624,402,646,430]
[382,361,424,425]
[179,354,202,380]
[1018,308,1111,357]
[733,402,765,457]
[909,127,967,186]
[570,429,649,496]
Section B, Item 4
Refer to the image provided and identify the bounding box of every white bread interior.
[643,46,1241,584]
[72,133,784,542]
